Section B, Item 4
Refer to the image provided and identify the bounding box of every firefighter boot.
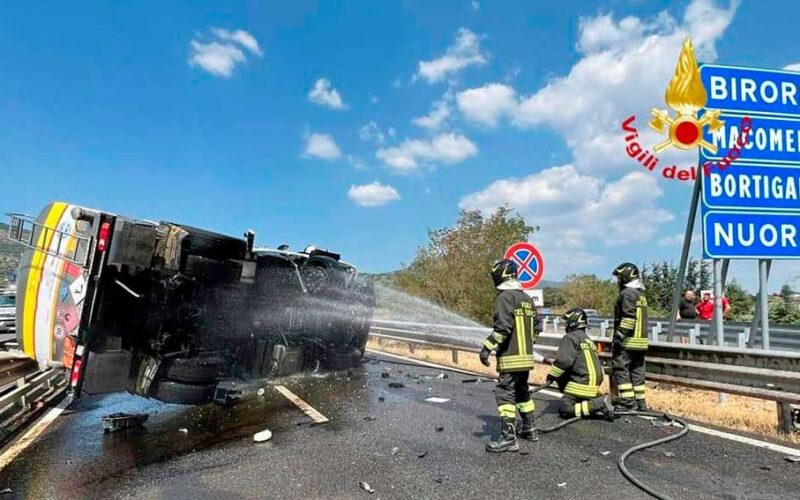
[636,399,648,412]
[486,418,519,453]
[517,412,538,442]
[614,399,636,414]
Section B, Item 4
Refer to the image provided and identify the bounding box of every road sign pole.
[748,260,771,348]
[713,259,725,347]
[759,259,771,350]
[667,166,703,342]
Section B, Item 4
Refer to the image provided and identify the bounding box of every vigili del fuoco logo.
[621,38,751,182]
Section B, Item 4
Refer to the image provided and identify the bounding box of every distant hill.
[0,222,24,281]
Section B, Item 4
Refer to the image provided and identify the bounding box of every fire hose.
[529,381,690,500]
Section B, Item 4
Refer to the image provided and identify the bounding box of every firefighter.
[479,259,539,452]
[545,308,614,421]
[611,262,649,412]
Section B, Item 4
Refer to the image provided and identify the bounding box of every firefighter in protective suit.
[479,259,539,453]
[546,308,614,420]
[611,262,649,412]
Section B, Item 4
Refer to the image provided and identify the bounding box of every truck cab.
[5,202,374,404]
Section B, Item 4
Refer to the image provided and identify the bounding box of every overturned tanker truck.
[5,202,375,404]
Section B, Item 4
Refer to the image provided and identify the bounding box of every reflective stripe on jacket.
[483,289,538,373]
[614,287,649,351]
[548,328,604,398]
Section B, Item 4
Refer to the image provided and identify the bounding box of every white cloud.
[784,63,800,72]
[212,28,263,56]
[348,182,401,207]
[376,133,478,172]
[359,122,387,144]
[460,165,673,274]
[488,0,740,174]
[457,83,517,127]
[308,78,347,110]
[371,95,379,104]
[412,99,451,131]
[657,232,702,247]
[416,28,487,84]
[303,132,342,160]
[471,1,480,12]
[188,28,262,78]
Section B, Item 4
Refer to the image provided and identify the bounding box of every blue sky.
[1,0,799,292]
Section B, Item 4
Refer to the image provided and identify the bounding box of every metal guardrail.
[541,314,800,352]
[0,367,66,445]
[369,318,800,433]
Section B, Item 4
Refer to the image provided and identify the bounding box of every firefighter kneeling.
[546,308,614,421]
[480,259,539,453]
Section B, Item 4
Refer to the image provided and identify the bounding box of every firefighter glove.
[479,347,491,367]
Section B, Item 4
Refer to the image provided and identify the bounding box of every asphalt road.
[0,353,798,499]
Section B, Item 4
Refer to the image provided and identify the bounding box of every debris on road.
[785,455,800,463]
[417,451,428,458]
[663,451,676,458]
[388,382,405,389]
[0,488,12,495]
[254,429,273,443]
[378,395,385,403]
[101,412,149,433]
[381,372,391,379]
[600,451,611,456]
[178,428,188,434]
[520,450,530,456]
[461,378,478,383]
[257,388,266,396]
[424,397,450,404]
[557,482,567,488]
[760,466,772,471]
[580,457,590,463]
[436,373,448,380]
[358,481,375,494]
[391,447,400,456]
[363,416,378,421]
[435,426,444,432]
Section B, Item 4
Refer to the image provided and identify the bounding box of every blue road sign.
[700,64,800,259]
[703,211,800,259]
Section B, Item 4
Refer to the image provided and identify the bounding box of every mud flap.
[129,354,161,397]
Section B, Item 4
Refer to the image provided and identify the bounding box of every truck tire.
[324,349,362,370]
[160,356,227,384]
[151,380,216,405]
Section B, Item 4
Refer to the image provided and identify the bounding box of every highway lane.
[0,353,798,499]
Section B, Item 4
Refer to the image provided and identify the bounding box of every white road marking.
[0,394,73,471]
[367,348,800,457]
[274,385,330,424]
[424,397,450,404]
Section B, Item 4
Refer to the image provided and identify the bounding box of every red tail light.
[70,359,83,386]
[97,222,111,252]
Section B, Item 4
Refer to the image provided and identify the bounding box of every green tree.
[697,259,712,292]
[543,286,566,311]
[769,284,800,325]
[725,280,754,322]
[394,207,535,325]
[561,274,618,316]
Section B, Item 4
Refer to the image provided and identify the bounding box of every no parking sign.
[503,242,545,290]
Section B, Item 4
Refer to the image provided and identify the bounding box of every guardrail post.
[737,332,746,349]
[743,327,751,345]
[451,349,459,364]
[777,401,796,434]
[689,325,699,345]
[16,378,27,409]
[553,318,559,331]
[599,322,607,337]
[649,324,658,342]
[409,343,415,354]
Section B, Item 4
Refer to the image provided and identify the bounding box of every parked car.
[6,202,375,405]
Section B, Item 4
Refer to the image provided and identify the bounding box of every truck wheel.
[160,356,227,384]
[324,349,362,370]
[151,380,216,405]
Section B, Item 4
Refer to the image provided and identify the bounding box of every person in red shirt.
[696,292,730,320]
